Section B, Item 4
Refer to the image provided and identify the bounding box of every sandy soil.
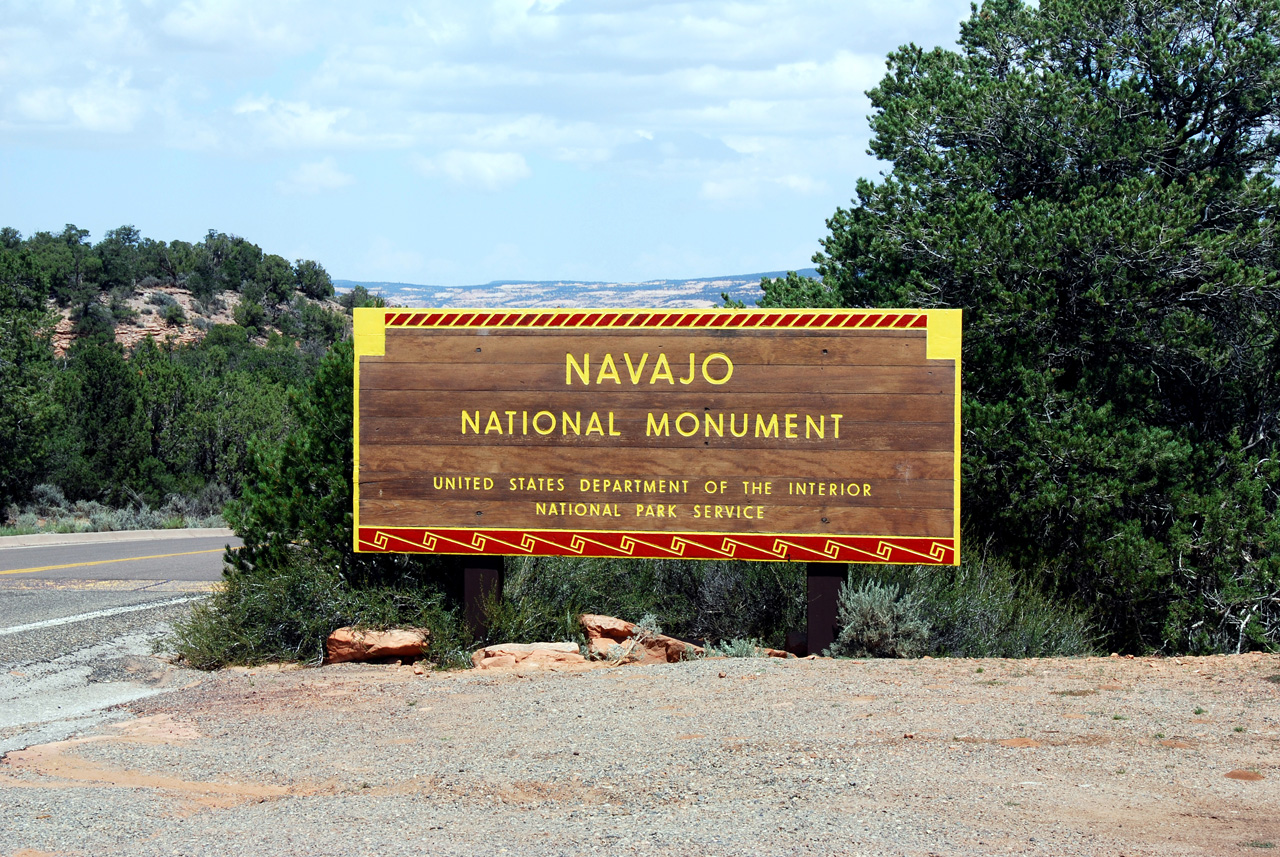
[2,651,1277,856]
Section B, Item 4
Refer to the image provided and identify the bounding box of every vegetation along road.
[0,529,237,754]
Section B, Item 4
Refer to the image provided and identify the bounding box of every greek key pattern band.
[358,527,955,565]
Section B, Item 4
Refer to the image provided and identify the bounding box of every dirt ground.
[2,651,1278,856]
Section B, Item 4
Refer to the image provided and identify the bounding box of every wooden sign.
[353,307,960,564]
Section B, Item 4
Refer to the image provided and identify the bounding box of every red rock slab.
[325,627,430,664]
[578,614,703,664]
[579,614,635,641]
[471,642,589,671]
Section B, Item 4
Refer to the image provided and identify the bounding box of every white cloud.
[12,70,145,133]
[231,93,407,150]
[276,157,354,195]
[412,150,531,190]
[160,0,304,52]
[701,171,829,203]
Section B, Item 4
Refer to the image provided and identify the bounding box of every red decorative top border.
[358,527,956,565]
[382,310,928,331]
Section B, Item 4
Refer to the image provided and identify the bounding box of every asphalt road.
[0,529,240,754]
[0,531,238,581]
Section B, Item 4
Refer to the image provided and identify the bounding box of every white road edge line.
[0,595,205,636]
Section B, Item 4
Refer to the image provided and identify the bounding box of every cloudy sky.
[1,0,973,285]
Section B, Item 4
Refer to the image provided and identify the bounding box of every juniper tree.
[770,0,1280,652]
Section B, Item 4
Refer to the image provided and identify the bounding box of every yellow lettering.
[755,413,779,438]
[679,353,695,385]
[586,412,605,435]
[461,411,481,434]
[806,415,825,439]
[624,352,649,384]
[562,411,581,435]
[646,412,670,436]
[676,412,700,437]
[505,410,517,434]
[596,354,621,385]
[566,353,590,385]
[730,414,749,438]
[785,413,799,438]
[650,353,674,384]
[704,413,724,438]
[831,414,843,438]
[701,353,733,385]
[484,411,503,434]
[608,412,621,436]
[533,411,556,435]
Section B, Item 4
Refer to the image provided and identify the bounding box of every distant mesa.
[332,269,818,309]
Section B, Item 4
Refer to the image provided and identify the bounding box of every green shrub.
[479,554,805,649]
[853,545,1097,658]
[705,637,767,658]
[829,579,930,658]
[198,338,465,667]
[166,548,469,669]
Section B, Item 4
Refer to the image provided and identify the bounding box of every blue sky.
[1,0,973,285]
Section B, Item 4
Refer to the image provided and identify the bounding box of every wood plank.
[357,444,956,482]
[358,497,954,538]
[378,331,927,367]
[358,361,955,395]
[359,473,953,509]
[359,416,953,451]
[359,389,954,423]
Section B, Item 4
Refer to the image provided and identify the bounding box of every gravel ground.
[2,650,1277,856]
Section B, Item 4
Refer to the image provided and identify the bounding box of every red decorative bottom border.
[357,527,957,565]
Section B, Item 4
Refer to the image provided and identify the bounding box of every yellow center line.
[0,547,238,576]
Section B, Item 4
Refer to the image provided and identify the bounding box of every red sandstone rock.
[324,627,430,664]
[579,614,635,641]
[470,642,589,671]
[578,614,704,664]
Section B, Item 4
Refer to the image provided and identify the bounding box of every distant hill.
[332,269,819,309]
